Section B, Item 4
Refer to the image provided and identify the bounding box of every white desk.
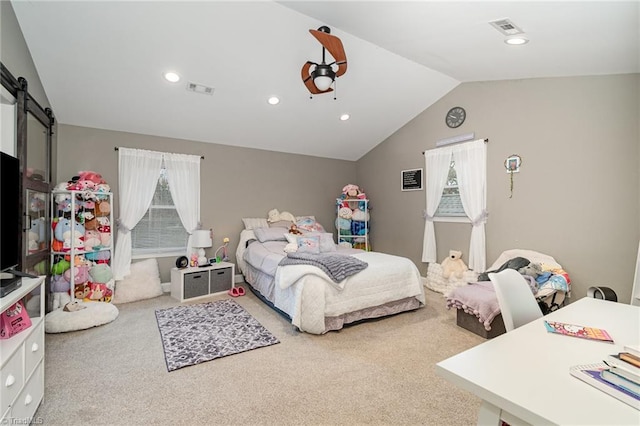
[436,298,640,425]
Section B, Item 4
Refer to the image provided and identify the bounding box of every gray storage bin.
[210,267,232,293]
[184,272,209,299]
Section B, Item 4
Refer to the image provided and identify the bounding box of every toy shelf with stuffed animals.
[335,197,370,251]
[50,189,113,307]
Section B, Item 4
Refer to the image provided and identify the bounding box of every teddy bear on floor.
[441,250,469,279]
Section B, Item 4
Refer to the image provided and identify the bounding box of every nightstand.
[170,262,235,302]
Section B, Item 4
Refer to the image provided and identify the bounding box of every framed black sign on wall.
[401,168,423,191]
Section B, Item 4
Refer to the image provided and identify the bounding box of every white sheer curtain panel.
[112,148,164,280]
[164,152,201,256]
[452,139,487,272]
[421,148,452,263]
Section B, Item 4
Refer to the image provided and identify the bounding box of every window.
[131,166,187,257]
[434,159,466,218]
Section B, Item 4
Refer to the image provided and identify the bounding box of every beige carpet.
[35,285,485,425]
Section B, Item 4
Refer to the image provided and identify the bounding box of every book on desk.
[570,351,640,411]
[544,320,614,343]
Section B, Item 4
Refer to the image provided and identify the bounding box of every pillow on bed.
[269,220,294,228]
[296,216,326,233]
[306,232,337,253]
[242,217,269,230]
[285,232,335,253]
[253,227,288,242]
[297,235,321,254]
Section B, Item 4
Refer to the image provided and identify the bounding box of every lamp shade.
[192,230,212,248]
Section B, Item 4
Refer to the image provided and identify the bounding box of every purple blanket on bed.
[446,276,537,331]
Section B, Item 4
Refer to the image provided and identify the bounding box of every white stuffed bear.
[441,250,469,279]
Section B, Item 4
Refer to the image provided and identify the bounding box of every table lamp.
[191,229,212,267]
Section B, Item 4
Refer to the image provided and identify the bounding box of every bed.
[235,217,425,334]
[436,249,570,338]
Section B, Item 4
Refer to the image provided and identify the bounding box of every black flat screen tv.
[1,151,21,282]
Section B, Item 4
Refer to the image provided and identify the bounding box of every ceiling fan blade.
[301,61,333,94]
[309,29,348,77]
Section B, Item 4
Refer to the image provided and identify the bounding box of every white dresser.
[0,276,45,423]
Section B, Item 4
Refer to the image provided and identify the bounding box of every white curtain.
[421,148,452,263]
[164,152,201,256]
[112,148,164,280]
[452,140,487,272]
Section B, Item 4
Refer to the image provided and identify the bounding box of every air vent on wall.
[186,82,214,95]
[488,18,524,36]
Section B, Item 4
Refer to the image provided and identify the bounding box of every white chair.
[489,269,543,332]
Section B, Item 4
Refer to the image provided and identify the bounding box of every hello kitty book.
[544,320,614,343]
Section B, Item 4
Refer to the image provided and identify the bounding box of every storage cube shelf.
[171,262,235,302]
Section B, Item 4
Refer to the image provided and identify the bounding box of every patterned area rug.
[155,299,280,372]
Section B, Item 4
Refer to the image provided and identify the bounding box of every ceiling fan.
[301,26,347,97]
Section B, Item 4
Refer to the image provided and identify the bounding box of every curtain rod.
[422,138,488,155]
[114,146,204,159]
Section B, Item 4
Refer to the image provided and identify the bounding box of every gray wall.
[57,125,356,282]
[0,2,49,110]
[357,74,640,302]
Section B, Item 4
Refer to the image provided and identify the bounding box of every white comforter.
[274,251,425,334]
[236,230,425,334]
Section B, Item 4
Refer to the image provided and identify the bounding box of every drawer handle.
[216,271,225,275]
[5,374,15,387]
[24,394,32,405]
[31,342,39,352]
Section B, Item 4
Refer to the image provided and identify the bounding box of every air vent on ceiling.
[488,18,524,36]
[186,82,214,96]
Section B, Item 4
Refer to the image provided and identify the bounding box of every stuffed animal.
[51,275,71,310]
[267,209,295,223]
[441,250,469,279]
[89,264,113,284]
[77,170,106,185]
[64,264,90,285]
[84,230,102,251]
[54,217,85,242]
[85,250,111,263]
[519,262,543,279]
[341,184,366,199]
[95,200,110,217]
[51,258,71,275]
[289,224,303,235]
[97,217,111,246]
[338,207,353,220]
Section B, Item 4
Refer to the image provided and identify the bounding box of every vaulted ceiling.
[11,1,639,160]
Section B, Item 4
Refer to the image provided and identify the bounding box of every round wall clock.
[446,107,466,128]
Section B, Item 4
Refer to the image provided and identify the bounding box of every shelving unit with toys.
[50,186,113,309]
[335,184,370,251]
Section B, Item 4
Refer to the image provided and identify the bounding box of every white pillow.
[242,217,269,230]
[112,258,163,304]
[284,233,298,244]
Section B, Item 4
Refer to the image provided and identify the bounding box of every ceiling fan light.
[312,64,335,91]
[314,76,333,91]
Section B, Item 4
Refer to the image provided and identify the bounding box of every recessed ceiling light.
[504,36,529,45]
[267,96,280,105]
[340,114,350,121]
[164,72,180,83]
